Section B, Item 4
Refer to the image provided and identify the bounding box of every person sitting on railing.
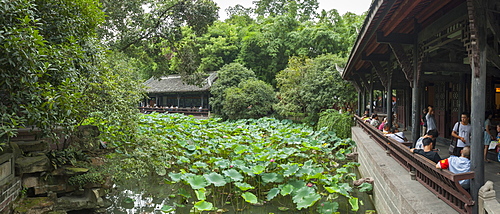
[386,126,408,143]
[414,129,439,150]
[410,138,441,163]
[436,146,471,189]
[382,123,391,134]
[370,113,381,128]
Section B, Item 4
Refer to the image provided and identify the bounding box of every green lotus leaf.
[295,193,321,210]
[280,184,294,196]
[178,188,191,198]
[195,188,206,200]
[241,192,258,204]
[161,204,174,212]
[234,182,254,191]
[358,182,373,192]
[261,173,278,183]
[239,165,254,176]
[316,201,339,214]
[177,156,191,164]
[186,145,196,152]
[214,159,230,168]
[185,175,208,189]
[306,172,327,180]
[168,172,182,182]
[349,197,359,211]
[282,164,300,177]
[324,183,350,196]
[252,165,265,175]
[193,161,208,169]
[194,200,213,211]
[203,172,227,187]
[267,188,280,201]
[233,145,248,154]
[292,187,316,203]
[222,169,243,182]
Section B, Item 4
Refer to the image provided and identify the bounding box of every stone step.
[14,141,49,153]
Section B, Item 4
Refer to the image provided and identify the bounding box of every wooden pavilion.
[342,0,500,212]
[142,73,216,110]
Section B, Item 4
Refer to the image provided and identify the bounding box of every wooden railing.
[138,107,210,116]
[355,115,475,213]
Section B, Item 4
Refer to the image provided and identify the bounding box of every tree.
[223,79,277,120]
[99,0,219,79]
[209,63,257,118]
[253,0,319,22]
[275,54,357,124]
[0,0,144,146]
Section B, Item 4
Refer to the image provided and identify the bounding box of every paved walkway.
[402,131,500,202]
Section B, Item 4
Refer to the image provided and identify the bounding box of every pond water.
[105,174,376,214]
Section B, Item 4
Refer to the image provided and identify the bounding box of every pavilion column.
[386,79,392,126]
[369,79,374,115]
[357,92,362,116]
[467,0,487,213]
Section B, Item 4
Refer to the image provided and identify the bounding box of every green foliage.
[222,79,277,120]
[209,63,257,117]
[0,0,105,142]
[0,0,145,149]
[68,172,104,188]
[275,54,357,125]
[107,113,362,212]
[317,109,354,139]
[99,0,219,79]
[47,149,89,169]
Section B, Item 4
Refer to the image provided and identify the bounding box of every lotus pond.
[104,113,374,213]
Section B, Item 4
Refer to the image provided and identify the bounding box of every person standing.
[426,105,437,131]
[483,111,495,162]
[451,112,472,156]
[421,108,428,136]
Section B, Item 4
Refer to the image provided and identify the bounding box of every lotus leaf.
[195,188,206,200]
[168,172,181,182]
[234,182,254,191]
[349,197,359,211]
[358,182,373,192]
[161,204,175,212]
[252,165,265,175]
[316,201,339,214]
[222,169,243,182]
[194,200,213,211]
[203,172,227,187]
[280,184,294,196]
[185,175,208,189]
[295,193,321,210]
[214,159,230,168]
[241,192,258,204]
[261,173,279,183]
[282,164,300,177]
[267,188,280,201]
[292,186,316,203]
[233,145,248,154]
[178,188,191,198]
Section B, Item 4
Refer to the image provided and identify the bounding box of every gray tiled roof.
[144,73,217,93]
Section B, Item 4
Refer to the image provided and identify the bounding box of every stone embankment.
[0,126,112,214]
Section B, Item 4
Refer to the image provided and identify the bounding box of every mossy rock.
[13,197,54,213]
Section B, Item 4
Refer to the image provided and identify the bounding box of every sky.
[213,0,373,20]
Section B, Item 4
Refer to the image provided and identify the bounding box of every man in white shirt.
[451,112,472,156]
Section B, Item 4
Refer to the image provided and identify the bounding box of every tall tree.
[253,0,318,22]
[99,0,219,79]
[275,54,357,124]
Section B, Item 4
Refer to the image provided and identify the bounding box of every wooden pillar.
[357,92,362,116]
[369,80,374,115]
[405,87,412,130]
[467,1,487,213]
[411,44,421,144]
[386,80,392,126]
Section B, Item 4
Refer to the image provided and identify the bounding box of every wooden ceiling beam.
[381,0,422,35]
[377,32,416,44]
[362,53,391,61]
